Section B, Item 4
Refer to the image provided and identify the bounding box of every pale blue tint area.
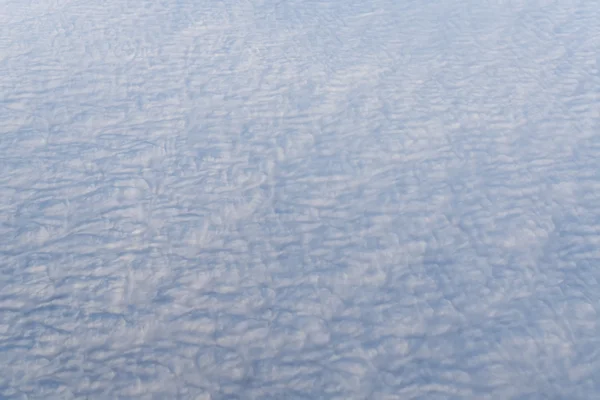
[1,0,600,398]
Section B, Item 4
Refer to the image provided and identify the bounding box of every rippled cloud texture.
[1,0,600,398]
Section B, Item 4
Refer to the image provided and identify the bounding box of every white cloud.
[1,0,600,398]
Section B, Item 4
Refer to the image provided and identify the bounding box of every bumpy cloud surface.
[1,0,599,398]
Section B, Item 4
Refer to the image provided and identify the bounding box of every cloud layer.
[1,0,600,398]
